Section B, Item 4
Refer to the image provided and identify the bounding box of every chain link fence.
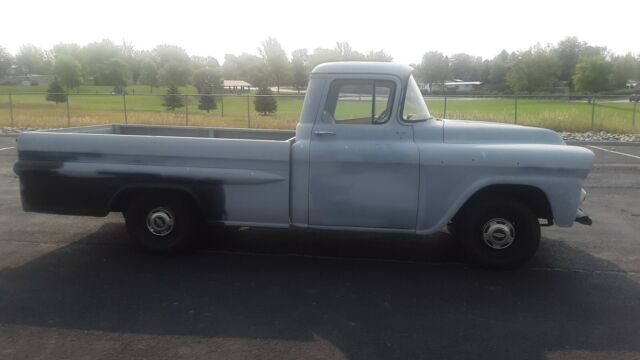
[427,94,638,133]
[0,92,638,133]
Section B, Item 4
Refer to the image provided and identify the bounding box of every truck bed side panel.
[15,132,291,227]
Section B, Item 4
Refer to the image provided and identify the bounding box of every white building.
[223,80,252,93]
[422,80,482,93]
[444,81,482,92]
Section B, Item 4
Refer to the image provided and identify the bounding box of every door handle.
[313,130,336,136]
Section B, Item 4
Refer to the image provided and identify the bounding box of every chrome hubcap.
[482,218,515,250]
[146,207,175,236]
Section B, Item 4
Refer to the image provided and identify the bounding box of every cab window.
[324,79,395,124]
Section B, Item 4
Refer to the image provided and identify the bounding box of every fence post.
[633,101,637,129]
[8,94,14,127]
[221,95,224,117]
[514,95,518,124]
[247,95,251,128]
[66,94,71,127]
[185,95,189,126]
[122,93,128,124]
[591,95,596,131]
[443,94,448,118]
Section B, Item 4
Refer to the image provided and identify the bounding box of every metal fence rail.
[0,92,638,132]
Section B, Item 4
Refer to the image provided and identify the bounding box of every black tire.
[124,193,198,254]
[458,198,540,269]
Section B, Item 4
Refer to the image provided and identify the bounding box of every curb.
[566,141,640,146]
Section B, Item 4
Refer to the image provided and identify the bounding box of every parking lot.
[0,136,639,360]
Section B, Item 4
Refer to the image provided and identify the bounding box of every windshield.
[402,75,431,121]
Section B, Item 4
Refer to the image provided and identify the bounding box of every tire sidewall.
[461,198,540,269]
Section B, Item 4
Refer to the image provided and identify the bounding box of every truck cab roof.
[311,61,414,79]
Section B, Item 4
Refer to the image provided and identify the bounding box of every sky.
[1,0,637,63]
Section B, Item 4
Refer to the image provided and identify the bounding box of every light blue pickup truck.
[14,62,594,268]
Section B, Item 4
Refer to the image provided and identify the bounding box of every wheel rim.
[146,207,175,236]
[482,218,515,250]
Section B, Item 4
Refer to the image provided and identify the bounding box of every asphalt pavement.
[0,136,639,360]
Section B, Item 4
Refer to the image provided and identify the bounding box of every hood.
[443,119,565,145]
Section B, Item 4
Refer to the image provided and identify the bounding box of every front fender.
[415,143,594,234]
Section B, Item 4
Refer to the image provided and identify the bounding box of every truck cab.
[291,62,429,231]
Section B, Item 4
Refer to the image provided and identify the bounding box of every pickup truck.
[14,62,594,268]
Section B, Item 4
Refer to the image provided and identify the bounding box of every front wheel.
[458,198,540,269]
[124,193,197,254]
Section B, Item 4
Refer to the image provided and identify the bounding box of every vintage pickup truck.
[14,62,594,268]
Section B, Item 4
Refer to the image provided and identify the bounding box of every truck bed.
[15,124,294,227]
[47,124,296,141]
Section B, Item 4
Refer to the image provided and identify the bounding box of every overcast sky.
[1,0,637,63]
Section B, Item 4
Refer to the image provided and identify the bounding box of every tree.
[450,53,484,81]
[98,58,129,87]
[610,54,638,89]
[153,44,190,68]
[290,49,309,93]
[53,55,82,90]
[139,60,159,92]
[307,47,342,69]
[254,86,277,115]
[193,67,223,93]
[15,44,49,75]
[365,50,393,62]
[507,47,559,93]
[197,84,217,112]
[334,42,365,60]
[259,37,289,93]
[191,55,220,72]
[554,36,584,84]
[162,84,184,110]
[573,56,612,93]
[0,47,12,80]
[193,67,222,112]
[160,60,191,86]
[223,53,265,87]
[416,51,450,90]
[80,39,121,83]
[52,43,81,60]
[487,50,510,85]
[45,77,67,104]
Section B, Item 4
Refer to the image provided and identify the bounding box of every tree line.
[0,36,638,97]
[416,38,638,94]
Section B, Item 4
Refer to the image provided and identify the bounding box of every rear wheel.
[458,198,540,269]
[124,193,197,254]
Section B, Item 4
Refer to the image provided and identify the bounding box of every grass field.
[0,85,638,133]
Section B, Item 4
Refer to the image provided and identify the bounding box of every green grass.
[427,97,638,133]
[0,86,638,133]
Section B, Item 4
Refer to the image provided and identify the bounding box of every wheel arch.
[109,184,203,216]
[451,184,554,225]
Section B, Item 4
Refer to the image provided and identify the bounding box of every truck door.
[308,78,420,230]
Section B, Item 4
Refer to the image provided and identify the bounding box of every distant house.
[444,81,482,92]
[421,80,482,93]
[223,80,252,93]
[12,74,51,86]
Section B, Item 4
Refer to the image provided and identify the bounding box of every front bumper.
[575,188,592,225]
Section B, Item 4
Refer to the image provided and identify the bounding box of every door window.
[324,80,395,124]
